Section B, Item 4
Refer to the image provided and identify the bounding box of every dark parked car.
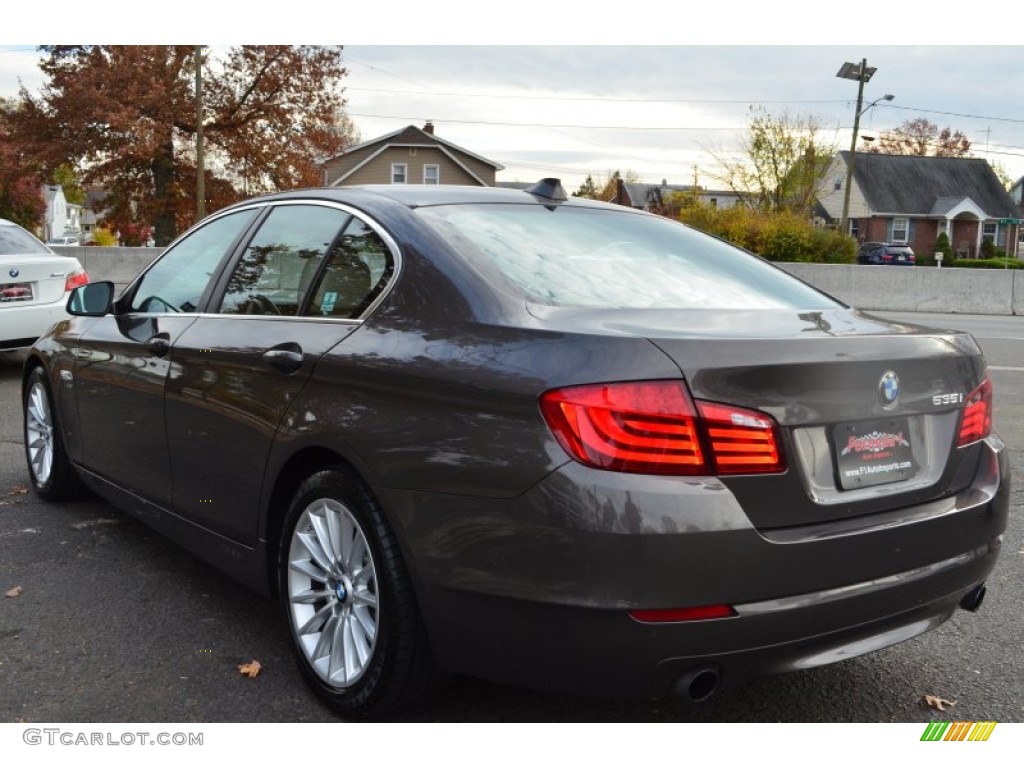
[858,241,917,266]
[23,181,1008,718]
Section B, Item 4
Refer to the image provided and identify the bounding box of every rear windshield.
[0,225,50,255]
[416,204,839,310]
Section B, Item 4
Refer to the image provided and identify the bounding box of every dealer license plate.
[833,417,917,490]
[0,282,33,303]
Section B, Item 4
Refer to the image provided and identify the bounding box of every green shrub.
[980,237,996,258]
[950,257,1024,269]
[676,204,855,263]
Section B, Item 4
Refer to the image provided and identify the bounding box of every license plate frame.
[0,282,33,303]
[833,417,917,490]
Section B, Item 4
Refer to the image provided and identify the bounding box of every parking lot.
[1,310,1022,723]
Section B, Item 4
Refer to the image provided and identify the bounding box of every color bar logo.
[921,722,997,742]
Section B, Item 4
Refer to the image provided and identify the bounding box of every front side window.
[416,204,838,310]
[219,205,351,316]
[130,208,258,313]
[892,217,909,243]
[391,163,407,184]
[423,164,440,185]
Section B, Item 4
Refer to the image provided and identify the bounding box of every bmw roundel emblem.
[879,370,900,408]
[8,267,18,278]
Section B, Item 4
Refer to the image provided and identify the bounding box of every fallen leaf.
[238,660,262,678]
[921,694,957,711]
[7,486,28,496]
[5,586,23,598]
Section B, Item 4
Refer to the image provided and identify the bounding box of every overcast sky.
[3,6,1023,193]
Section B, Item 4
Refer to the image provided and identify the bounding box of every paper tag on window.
[321,291,338,314]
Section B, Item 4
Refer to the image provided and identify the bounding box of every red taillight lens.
[958,376,993,447]
[65,269,90,292]
[629,604,736,623]
[696,401,786,474]
[540,380,785,476]
[540,381,704,475]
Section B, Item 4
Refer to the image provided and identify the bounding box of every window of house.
[937,220,949,237]
[983,221,997,241]
[423,164,440,185]
[849,219,859,239]
[834,176,842,191]
[892,217,909,243]
[709,198,718,208]
[391,163,408,184]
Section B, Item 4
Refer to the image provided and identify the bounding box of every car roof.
[226,182,620,212]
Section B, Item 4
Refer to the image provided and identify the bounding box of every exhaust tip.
[960,583,986,613]
[673,665,722,703]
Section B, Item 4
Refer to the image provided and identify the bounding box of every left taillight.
[539,380,785,476]
[957,375,993,447]
[65,268,90,292]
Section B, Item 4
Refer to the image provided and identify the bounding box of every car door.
[164,202,394,544]
[71,208,260,506]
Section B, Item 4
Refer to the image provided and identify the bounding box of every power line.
[345,85,849,106]
[346,112,737,131]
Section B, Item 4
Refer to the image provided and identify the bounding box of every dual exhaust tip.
[674,583,987,703]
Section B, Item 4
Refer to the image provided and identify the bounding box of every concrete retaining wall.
[50,246,161,294]
[49,246,1024,316]
[777,263,1021,315]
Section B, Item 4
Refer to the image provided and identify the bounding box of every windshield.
[416,204,840,310]
[0,224,51,256]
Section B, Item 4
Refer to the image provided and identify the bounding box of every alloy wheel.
[286,497,379,687]
[25,381,54,486]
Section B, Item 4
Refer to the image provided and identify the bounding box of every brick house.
[817,152,1020,258]
[320,122,503,187]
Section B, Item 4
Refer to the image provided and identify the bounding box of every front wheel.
[23,366,86,501]
[279,468,443,718]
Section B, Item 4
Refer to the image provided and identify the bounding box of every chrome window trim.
[121,199,403,324]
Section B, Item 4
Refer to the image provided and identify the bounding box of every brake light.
[957,376,992,447]
[696,401,786,474]
[539,380,785,476]
[540,381,704,475]
[65,269,90,292]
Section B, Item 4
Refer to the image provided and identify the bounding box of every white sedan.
[1,218,89,351]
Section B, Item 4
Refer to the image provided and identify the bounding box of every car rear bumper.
[1,296,70,350]
[379,434,1008,698]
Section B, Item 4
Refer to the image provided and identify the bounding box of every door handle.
[146,333,171,357]
[262,345,303,374]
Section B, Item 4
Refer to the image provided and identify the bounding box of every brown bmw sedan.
[22,180,1009,717]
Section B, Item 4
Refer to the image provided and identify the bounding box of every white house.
[41,184,83,242]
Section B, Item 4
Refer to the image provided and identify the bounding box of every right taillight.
[539,380,785,476]
[958,376,993,447]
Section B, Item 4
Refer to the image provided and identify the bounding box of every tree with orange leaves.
[11,46,356,245]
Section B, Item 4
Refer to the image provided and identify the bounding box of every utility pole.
[195,45,205,221]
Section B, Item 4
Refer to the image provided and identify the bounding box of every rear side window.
[416,204,839,310]
[219,205,351,316]
[0,224,50,255]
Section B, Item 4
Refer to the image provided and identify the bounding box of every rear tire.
[23,366,87,501]
[278,467,444,718]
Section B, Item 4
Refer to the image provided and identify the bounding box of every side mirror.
[68,281,115,316]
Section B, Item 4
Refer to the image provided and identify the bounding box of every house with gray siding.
[321,122,503,188]
[817,152,1019,258]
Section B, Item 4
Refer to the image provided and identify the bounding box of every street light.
[837,59,893,237]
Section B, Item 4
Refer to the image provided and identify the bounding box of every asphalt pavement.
[1,311,1022,722]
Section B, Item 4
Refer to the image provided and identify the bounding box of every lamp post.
[837,60,892,237]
